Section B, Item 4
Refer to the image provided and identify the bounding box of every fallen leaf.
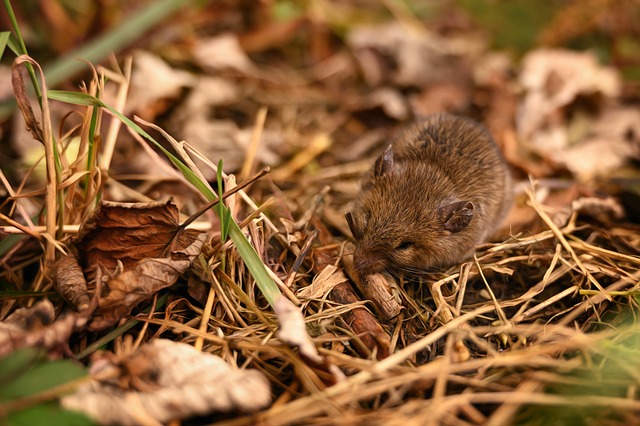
[53,254,90,311]
[126,50,197,118]
[165,77,282,173]
[348,22,483,87]
[68,200,205,330]
[192,33,258,74]
[89,233,205,331]
[572,196,625,222]
[74,200,202,281]
[517,48,620,144]
[360,87,410,120]
[0,299,94,357]
[61,339,271,425]
[557,136,635,180]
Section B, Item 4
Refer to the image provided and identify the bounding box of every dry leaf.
[557,137,635,180]
[53,254,91,311]
[518,49,620,141]
[74,200,202,281]
[89,233,205,330]
[12,57,44,143]
[0,299,94,357]
[572,196,625,221]
[348,22,483,87]
[360,87,410,120]
[69,200,205,330]
[126,50,197,116]
[62,339,271,425]
[166,77,281,173]
[192,33,258,74]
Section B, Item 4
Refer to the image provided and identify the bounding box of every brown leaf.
[61,339,272,425]
[53,254,91,311]
[74,200,202,281]
[89,233,206,331]
[11,57,44,143]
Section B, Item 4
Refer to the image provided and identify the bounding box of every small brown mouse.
[346,113,512,275]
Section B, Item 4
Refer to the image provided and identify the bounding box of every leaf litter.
[2,2,640,425]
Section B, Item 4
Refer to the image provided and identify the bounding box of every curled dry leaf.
[68,200,205,330]
[53,254,91,311]
[11,56,44,143]
[62,339,271,425]
[74,200,203,281]
[518,48,621,141]
[89,233,206,331]
[0,299,94,357]
[275,296,345,384]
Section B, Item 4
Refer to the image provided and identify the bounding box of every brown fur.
[348,114,512,275]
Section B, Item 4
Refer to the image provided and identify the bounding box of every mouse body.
[347,114,512,275]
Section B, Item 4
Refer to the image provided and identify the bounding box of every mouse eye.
[395,241,414,251]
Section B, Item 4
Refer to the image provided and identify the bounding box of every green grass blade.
[3,0,28,55]
[216,159,231,241]
[228,220,279,307]
[0,31,10,61]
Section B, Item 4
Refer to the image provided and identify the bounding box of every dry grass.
[2,3,640,425]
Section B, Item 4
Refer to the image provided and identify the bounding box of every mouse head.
[347,145,475,275]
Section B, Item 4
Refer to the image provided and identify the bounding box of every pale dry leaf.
[517,48,621,143]
[362,87,409,120]
[275,296,345,383]
[89,233,206,331]
[126,50,197,114]
[53,254,91,311]
[192,33,258,74]
[0,299,54,338]
[572,196,625,221]
[348,22,484,87]
[297,264,347,299]
[473,52,512,87]
[557,137,635,180]
[62,339,271,425]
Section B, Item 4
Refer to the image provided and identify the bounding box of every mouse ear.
[439,201,474,233]
[345,212,360,239]
[374,145,394,177]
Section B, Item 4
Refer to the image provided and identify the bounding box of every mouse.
[346,113,512,276]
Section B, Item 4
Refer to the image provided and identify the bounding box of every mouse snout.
[353,248,388,275]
